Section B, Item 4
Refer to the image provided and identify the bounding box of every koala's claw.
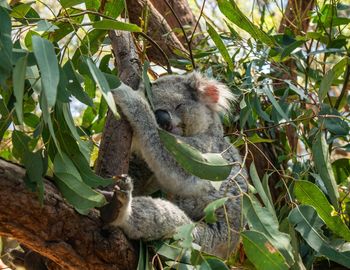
[113,174,133,203]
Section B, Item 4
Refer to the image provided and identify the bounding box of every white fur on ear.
[186,71,235,112]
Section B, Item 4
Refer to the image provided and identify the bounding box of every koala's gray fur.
[112,72,247,258]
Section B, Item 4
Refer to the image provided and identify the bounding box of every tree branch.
[0,159,137,270]
[126,0,187,66]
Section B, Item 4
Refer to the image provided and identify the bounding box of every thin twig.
[334,60,350,110]
[163,0,196,69]
[139,32,172,74]
[189,0,206,46]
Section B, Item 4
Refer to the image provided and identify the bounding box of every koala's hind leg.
[111,176,193,241]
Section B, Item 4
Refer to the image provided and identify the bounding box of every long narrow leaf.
[312,132,339,209]
[243,194,294,265]
[93,20,141,32]
[217,0,275,46]
[241,231,289,270]
[85,58,119,117]
[32,35,59,108]
[13,55,27,124]
[159,129,232,181]
[289,205,350,268]
[294,181,350,241]
[207,22,234,71]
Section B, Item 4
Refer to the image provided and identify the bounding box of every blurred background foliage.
[0,0,350,269]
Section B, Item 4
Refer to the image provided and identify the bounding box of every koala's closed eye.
[175,103,183,110]
[155,109,172,131]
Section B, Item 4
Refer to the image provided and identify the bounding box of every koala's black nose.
[155,109,172,131]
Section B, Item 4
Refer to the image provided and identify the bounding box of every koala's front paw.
[100,175,133,224]
[114,174,133,204]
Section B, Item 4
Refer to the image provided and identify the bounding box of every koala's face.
[148,72,234,136]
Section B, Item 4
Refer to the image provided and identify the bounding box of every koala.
[111,72,248,258]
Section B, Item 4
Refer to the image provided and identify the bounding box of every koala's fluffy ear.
[186,72,235,112]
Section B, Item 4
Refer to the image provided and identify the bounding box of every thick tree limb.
[0,159,137,270]
[95,31,140,179]
[127,0,187,66]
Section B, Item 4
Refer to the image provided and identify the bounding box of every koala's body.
[112,72,247,258]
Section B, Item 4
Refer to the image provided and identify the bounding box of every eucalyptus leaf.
[289,205,350,268]
[203,197,228,223]
[243,194,294,265]
[159,129,232,181]
[13,55,28,124]
[319,58,348,102]
[63,60,93,106]
[54,153,107,213]
[59,0,84,8]
[32,35,59,108]
[294,180,350,241]
[35,20,59,33]
[207,22,234,71]
[174,223,196,249]
[332,159,350,184]
[312,132,339,209]
[85,58,119,117]
[241,231,289,270]
[0,7,12,84]
[217,0,275,46]
[93,20,141,32]
[249,163,276,219]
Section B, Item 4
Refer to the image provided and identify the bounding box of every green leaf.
[13,55,28,124]
[206,22,234,71]
[23,151,45,204]
[294,181,350,241]
[39,90,61,154]
[199,258,229,270]
[312,132,339,209]
[234,133,274,147]
[0,0,10,9]
[159,129,232,181]
[0,7,12,84]
[24,113,40,128]
[249,163,276,219]
[93,20,142,32]
[156,242,191,264]
[332,158,350,184]
[35,20,59,32]
[12,130,44,202]
[105,0,124,18]
[85,58,118,117]
[319,57,348,102]
[32,35,59,108]
[54,153,106,213]
[55,129,114,188]
[72,30,107,65]
[243,194,294,265]
[59,0,84,8]
[241,231,289,270]
[262,86,290,122]
[204,197,228,223]
[217,0,275,46]
[289,205,350,268]
[10,3,31,18]
[319,104,349,136]
[174,223,196,249]
[63,60,93,106]
[12,130,31,160]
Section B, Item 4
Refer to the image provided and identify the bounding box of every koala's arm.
[113,85,213,197]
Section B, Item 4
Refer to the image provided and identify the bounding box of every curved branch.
[0,159,137,270]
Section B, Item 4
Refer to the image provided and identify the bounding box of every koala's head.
[147,72,234,136]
